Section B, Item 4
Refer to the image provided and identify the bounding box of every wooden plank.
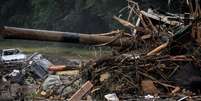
[133,17,141,35]
[146,42,168,56]
[141,10,182,26]
[69,81,93,101]
[113,16,151,34]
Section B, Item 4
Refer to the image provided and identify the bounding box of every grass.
[0,39,111,59]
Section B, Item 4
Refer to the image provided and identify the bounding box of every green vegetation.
[0,0,127,33]
[0,0,183,32]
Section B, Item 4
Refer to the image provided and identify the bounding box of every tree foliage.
[0,0,182,33]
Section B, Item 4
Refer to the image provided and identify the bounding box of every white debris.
[144,94,155,99]
[177,96,188,101]
[9,69,20,77]
[104,93,119,101]
[144,94,160,100]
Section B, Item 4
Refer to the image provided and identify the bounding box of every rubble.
[0,0,201,100]
[0,50,82,100]
[40,75,80,98]
[80,0,201,100]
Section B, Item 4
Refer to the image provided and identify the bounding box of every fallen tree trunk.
[0,26,136,47]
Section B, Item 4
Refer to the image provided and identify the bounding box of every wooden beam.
[69,81,93,101]
[141,10,182,26]
[146,42,168,56]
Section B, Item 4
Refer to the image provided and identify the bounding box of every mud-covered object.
[30,58,51,80]
[42,75,62,90]
[42,75,80,97]
[2,70,25,85]
[171,63,201,92]
[0,82,38,101]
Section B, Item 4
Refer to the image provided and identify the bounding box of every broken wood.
[48,65,79,71]
[192,22,201,45]
[69,81,93,101]
[56,70,79,76]
[133,16,141,35]
[146,42,169,56]
[171,86,180,94]
[113,16,151,34]
[141,10,182,26]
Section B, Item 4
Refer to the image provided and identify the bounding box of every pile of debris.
[0,0,201,100]
[80,0,201,100]
[0,49,82,100]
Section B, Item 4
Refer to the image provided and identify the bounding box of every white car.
[0,48,27,65]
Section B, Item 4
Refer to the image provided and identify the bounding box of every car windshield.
[3,49,20,56]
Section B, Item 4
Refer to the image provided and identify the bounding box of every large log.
[0,26,135,47]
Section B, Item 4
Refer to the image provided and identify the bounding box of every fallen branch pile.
[81,0,201,100]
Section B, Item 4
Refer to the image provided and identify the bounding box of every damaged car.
[0,48,27,66]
